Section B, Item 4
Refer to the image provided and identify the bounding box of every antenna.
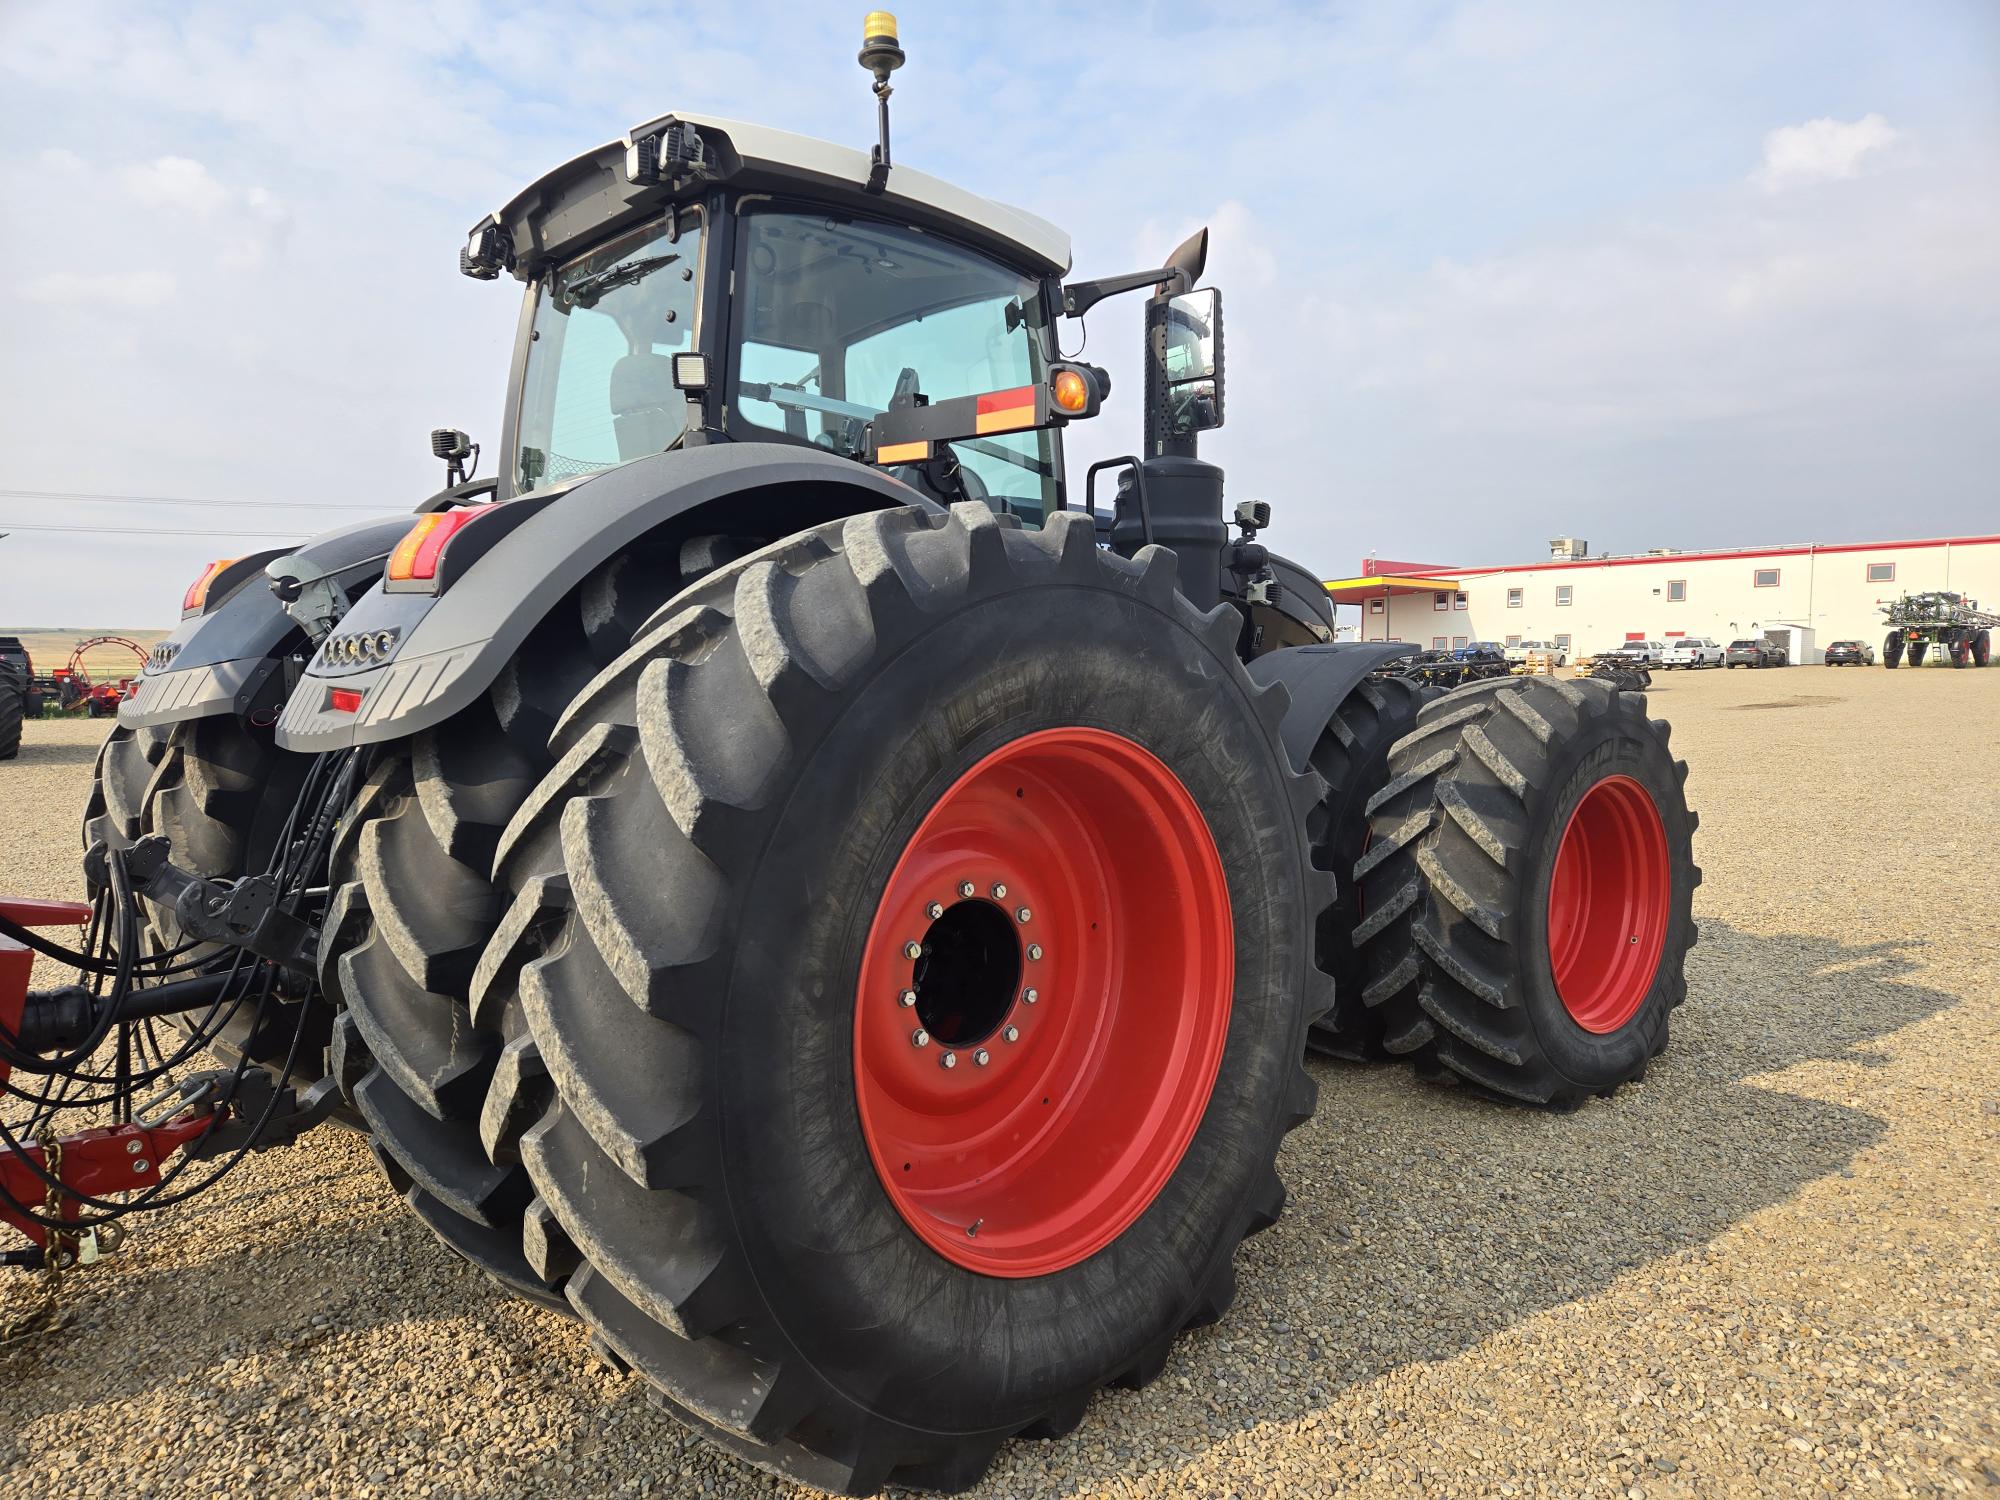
[858,12,905,193]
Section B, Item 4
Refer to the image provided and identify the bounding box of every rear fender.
[118,515,415,729]
[274,443,932,752]
[1248,642,1418,774]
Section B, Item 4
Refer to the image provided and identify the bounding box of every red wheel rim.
[853,728,1233,1277]
[1545,774,1671,1033]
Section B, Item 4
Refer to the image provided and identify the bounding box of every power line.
[0,523,311,539]
[0,488,387,512]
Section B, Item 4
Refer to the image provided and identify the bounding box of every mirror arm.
[1061,266,1192,320]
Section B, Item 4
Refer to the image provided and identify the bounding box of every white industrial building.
[1325,532,2000,663]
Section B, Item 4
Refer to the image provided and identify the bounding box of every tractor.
[2,17,1699,1493]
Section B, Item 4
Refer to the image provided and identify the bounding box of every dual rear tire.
[85,715,321,1082]
[1348,676,1699,1107]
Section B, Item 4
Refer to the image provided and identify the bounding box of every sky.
[1,0,1996,626]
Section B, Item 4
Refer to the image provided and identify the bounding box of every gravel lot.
[3,666,1995,1498]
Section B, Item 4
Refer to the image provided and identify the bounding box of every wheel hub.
[853,728,1233,1277]
[910,898,1020,1047]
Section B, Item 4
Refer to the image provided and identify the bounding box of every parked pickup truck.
[1599,639,1666,667]
[1504,639,1568,666]
[1664,637,1723,668]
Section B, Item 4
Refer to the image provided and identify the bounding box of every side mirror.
[1160,288,1223,437]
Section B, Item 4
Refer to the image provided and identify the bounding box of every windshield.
[513,211,703,493]
[729,208,1058,521]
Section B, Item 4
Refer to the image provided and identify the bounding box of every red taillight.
[386,510,480,586]
[328,687,364,714]
[181,558,237,615]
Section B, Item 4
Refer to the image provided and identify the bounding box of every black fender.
[274,443,934,752]
[118,514,415,729]
[1247,641,1418,773]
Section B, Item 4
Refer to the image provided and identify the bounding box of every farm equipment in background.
[60,636,149,716]
[6,16,1703,1493]
[1373,639,1514,690]
[1880,591,1996,669]
[1573,646,1655,691]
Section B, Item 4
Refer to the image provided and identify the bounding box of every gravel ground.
[2,666,1995,1498]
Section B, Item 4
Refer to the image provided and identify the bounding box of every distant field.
[2,629,170,682]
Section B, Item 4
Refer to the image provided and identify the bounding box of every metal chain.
[0,1132,74,1349]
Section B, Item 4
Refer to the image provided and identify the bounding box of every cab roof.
[474,111,1071,281]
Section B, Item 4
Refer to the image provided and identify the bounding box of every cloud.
[1754,113,1900,192]
[20,270,177,308]
[121,155,230,214]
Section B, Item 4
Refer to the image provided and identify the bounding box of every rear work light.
[386,510,480,588]
[181,558,238,616]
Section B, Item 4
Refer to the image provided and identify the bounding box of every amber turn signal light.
[181,558,237,616]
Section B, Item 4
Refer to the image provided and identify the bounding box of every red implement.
[0,896,221,1249]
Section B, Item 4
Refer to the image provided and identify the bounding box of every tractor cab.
[468,107,1084,526]
[444,60,1324,647]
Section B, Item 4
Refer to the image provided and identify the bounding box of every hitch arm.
[84,836,318,979]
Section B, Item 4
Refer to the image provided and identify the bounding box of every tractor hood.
[463,111,1071,283]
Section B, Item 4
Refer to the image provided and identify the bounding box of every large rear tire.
[83,716,319,1081]
[321,533,753,1309]
[1973,631,1991,668]
[1908,640,1928,667]
[471,504,1321,1492]
[1883,633,1903,669]
[1354,676,1698,1107]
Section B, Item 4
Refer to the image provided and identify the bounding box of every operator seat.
[608,353,684,459]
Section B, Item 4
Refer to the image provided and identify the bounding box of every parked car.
[1451,640,1508,662]
[1725,638,1786,667]
[1663,637,1723,669]
[1504,639,1568,666]
[1824,639,1876,666]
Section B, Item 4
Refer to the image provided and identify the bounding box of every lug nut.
[974,1049,990,1067]
[1016,907,1031,924]
[898,989,917,1008]
[1023,987,1039,1004]
[1004,1025,1019,1043]
[132,1160,149,1175]
[940,1051,958,1070]
[125,1139,143,1155]
[911,1029,930,1048]
[990,882,1008,899]
[903,941,922,960]
[927,902,944,919]
[1026,944,1043,961]
[959,881,975,898]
